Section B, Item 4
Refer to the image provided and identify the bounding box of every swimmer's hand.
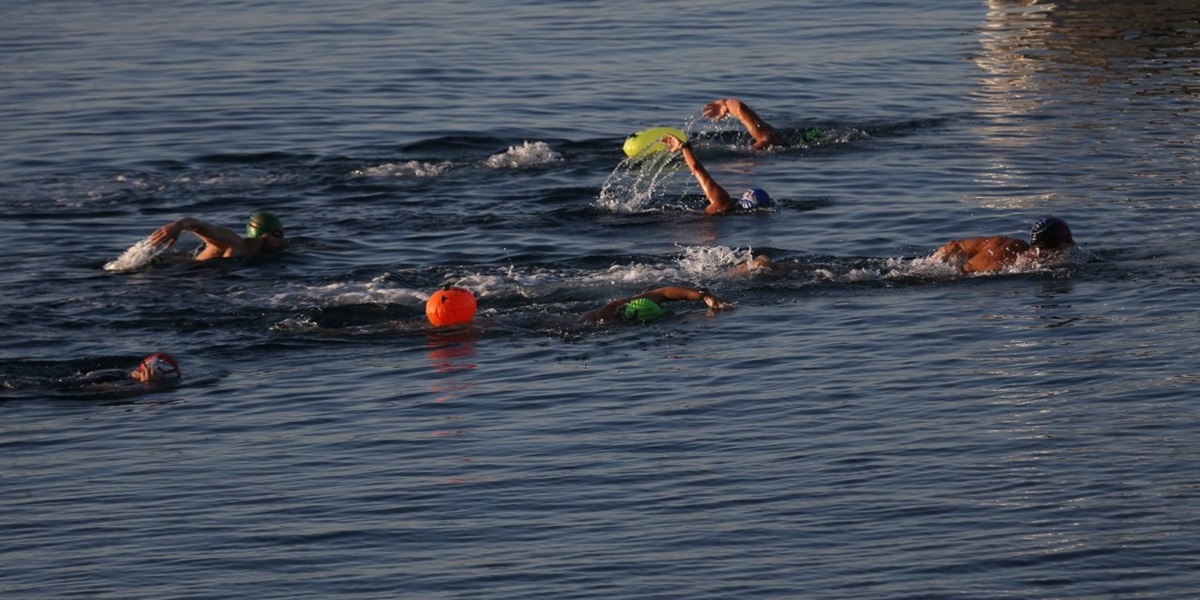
[148,218,193,248]
[660,135,687,153]
[702,99,733,121]
[702,293,734,311]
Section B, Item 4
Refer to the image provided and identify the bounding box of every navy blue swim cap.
[739,188,771,209]
[1030,217,1073,249]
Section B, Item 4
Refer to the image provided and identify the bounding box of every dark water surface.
[3,0,1199,597]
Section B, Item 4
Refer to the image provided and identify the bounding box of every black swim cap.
[1030,217,1073,249]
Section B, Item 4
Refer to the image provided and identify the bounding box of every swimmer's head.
[1030,217,1073,250]
[739,188,771,209]
[246,211,284,239]
[623,298,665,322]
[131,353,181,383]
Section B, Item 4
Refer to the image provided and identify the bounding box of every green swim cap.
[246,211,283,238]
[624,298,664,322]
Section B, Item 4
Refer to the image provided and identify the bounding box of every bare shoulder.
[961,236,1031,274]
[939,236,1025,255]
[981,236,1030,254]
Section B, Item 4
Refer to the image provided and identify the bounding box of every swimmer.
[659,135,773,215]
[725,255,808,278]
[581,286,734,324]
[66,353,182,387]
[702,98,789,149]
[149,211,287,261]
[930,216,1077,274]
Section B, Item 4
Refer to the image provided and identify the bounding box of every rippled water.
[3,0,1200,597]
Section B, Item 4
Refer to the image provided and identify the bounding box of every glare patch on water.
[482,141,563,169]
[961,192,1063,210]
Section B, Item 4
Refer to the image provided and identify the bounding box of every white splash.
[103,237,169,272]
[461,262,692,299]
[451,272,515,298]
[352,160,453,178]
[265,276,426,308]
[675,245,755,278]
[898,255,965,279]
[483,141,563,169]
[591,262,686,286]
[596,151,685,212]
[892,245,1093,280]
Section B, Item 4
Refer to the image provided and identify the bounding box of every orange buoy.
[426,286,477,327]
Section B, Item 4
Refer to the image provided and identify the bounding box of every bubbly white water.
[102,237,168,272]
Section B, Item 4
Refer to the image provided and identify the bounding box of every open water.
[3,0,1199,597]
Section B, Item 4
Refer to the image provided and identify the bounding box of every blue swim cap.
[623,298,664,322]
[739,188,771,209]
[1030,216,1073,249]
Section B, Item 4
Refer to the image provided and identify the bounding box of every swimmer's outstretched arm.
[580,286,733,322]
[702,98,786,149]
[633,286,734,310]
[660,135,735,215]
[150,217,243,252]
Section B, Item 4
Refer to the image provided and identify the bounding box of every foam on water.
[348,142,562,178]
[351,160,454,178]
[675,245,756,278]
[265,277,427,308]
[455,263,690,300]
[483,141,563,169]
[102,236,169,272]
[428,250,751,305]
[884,246,1094,281]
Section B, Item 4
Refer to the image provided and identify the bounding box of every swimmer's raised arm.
[148,218,190,248]
[702,98,787,149]
[660,135,736,215]
[149,217,248,260]
[150,218,241,248]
